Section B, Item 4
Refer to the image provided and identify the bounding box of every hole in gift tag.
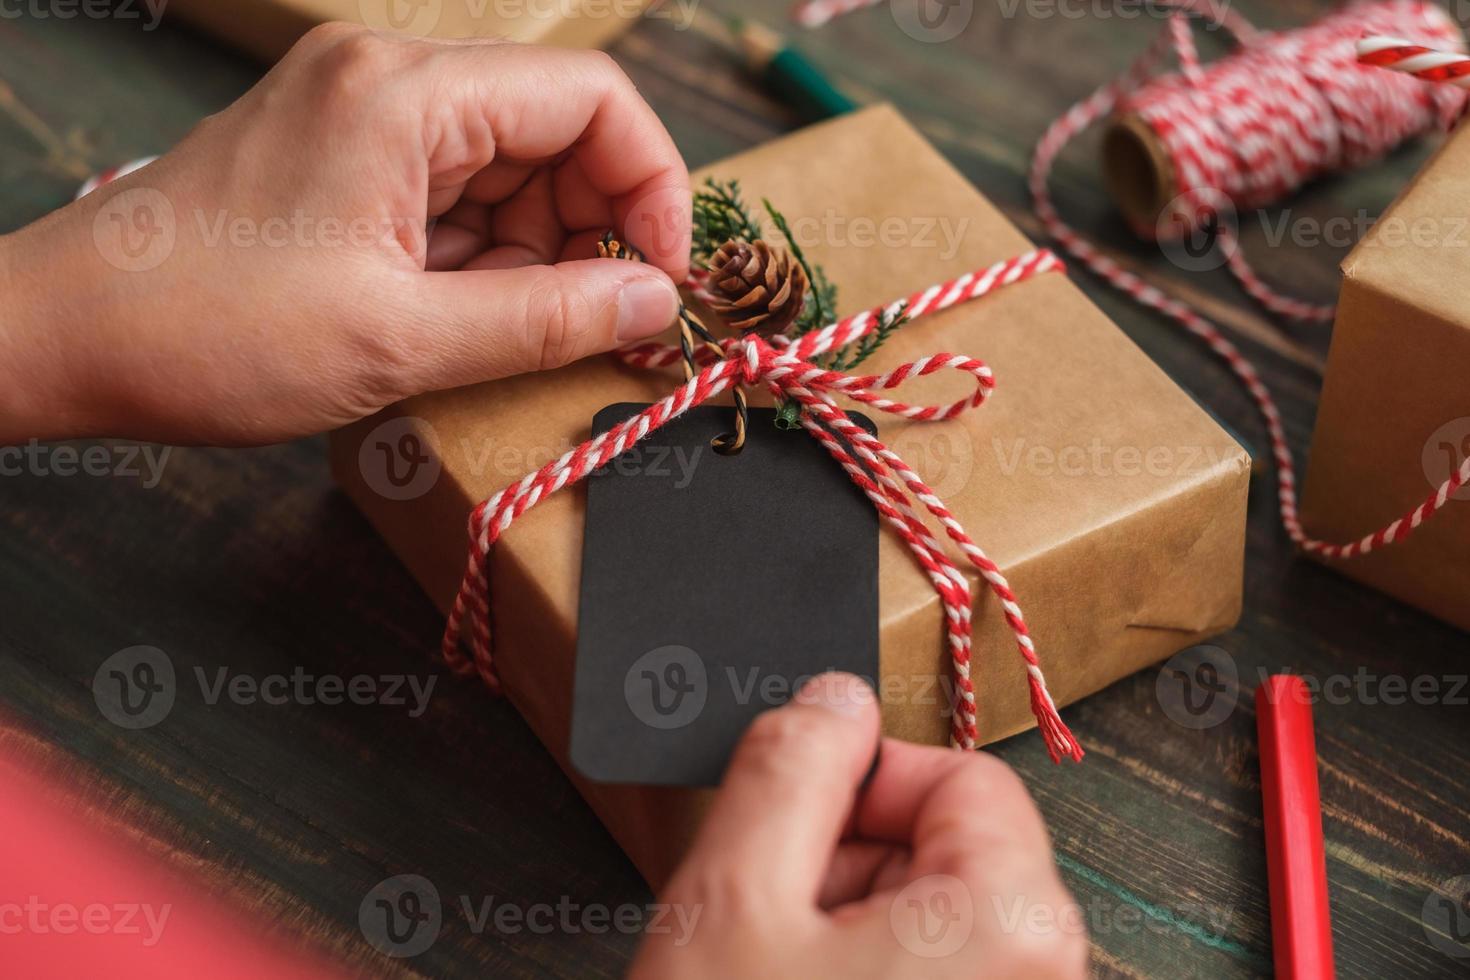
[570,404,880,786]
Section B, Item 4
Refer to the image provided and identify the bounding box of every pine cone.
[706,239,808,336]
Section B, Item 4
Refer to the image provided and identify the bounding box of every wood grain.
[1,3,1467,977]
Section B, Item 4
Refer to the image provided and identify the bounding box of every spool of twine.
[1098,1,1466,237]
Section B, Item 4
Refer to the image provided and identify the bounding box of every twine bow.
[441,247,1083,762]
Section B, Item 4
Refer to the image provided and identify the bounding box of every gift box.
[165,0,655,62]
[329,105,1249,887]
[1302,124,1470,631]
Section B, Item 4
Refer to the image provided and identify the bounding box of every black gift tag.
[570,404,879,786]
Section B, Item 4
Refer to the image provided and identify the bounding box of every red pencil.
[1256,674,1336,980]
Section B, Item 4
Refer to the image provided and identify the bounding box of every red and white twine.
[1358,33,1470,88]
[1110,2,1462,323]
[796,2,1470,560]
[441,249,1087,761]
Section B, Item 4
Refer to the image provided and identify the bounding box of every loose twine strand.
[792,0,1470,560]
[1359,33,1470,87]
[442,249,1086,761]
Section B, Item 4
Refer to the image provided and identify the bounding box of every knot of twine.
[441,248,1086,762]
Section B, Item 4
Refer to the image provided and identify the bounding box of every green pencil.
[734,19,858,121]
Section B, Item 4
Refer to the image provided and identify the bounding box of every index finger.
[439,44,691,276]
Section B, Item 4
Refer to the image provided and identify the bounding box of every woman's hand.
[633,673,1089,979]
[0,26,688,445]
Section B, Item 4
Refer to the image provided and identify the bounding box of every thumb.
[403,258,680,389]
[670,673,881,905]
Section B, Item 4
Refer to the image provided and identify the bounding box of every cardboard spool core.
[1102,114,1179,233]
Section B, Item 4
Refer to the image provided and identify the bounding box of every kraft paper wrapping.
[164,0,654,63]
[1303,123,1470,632]
[330,105,1249,888]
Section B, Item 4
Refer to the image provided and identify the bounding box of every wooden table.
[2,2,1467,976]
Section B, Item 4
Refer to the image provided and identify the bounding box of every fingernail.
[794,672,875,720]
[616,276,679,342]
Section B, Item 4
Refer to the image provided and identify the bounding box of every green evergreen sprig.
[760,199,835,339]
[691,179,762,264]
[690,177,915,426]
[829,304,910,373]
